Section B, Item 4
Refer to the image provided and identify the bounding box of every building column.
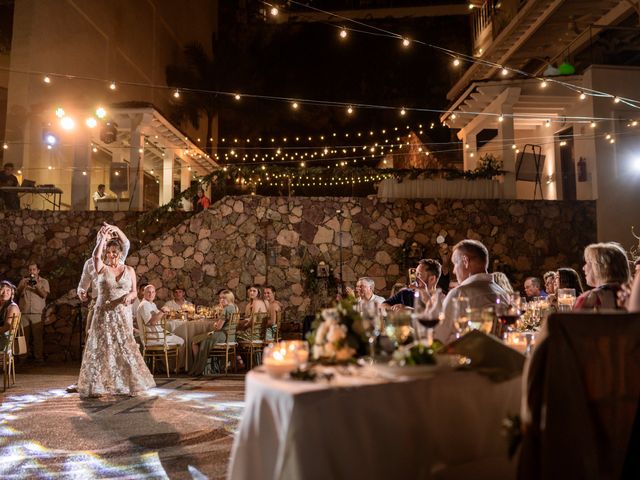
[160,151,174,206]
[71,131,91,210]
[499,105,516,199]
[180,156,192,211]
[128,115,144,211]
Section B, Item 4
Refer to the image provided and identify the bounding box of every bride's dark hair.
[105,239,123,251]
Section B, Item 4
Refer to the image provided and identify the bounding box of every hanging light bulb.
[501,67,508,76]
[339,28,347,39]
[400,107,406,116]
[43,75,51,84]
[590,121,596,128]
[453,57,460,67]
[234,93,241,100]
[270,7,279,16]
[579,92,586,100]
[292,102,299,110]
[347,106,353,115]
[109,81,117,91]
[613,96,621,103]
[173,89,180,99]
[540,79,548,88]
[402,38,410,47]
[498,114,504,122]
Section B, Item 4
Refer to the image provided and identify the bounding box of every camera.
[27,274,37,287]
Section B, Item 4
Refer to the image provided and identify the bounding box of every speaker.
[109,162,129,193]
[100,121,118,144]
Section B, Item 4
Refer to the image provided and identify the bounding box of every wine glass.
[360,302,382,363]
[495,296,523,339]
[557,288,576,312]
[413,289,444,346]
[452,296,470,338]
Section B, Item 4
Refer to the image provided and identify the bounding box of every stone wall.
[0,210,190,297]
[126,196,596,322]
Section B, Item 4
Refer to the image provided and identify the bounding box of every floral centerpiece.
[306,297,368,363]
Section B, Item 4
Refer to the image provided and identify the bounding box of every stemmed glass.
[360,302,382,363]
[452,296,470,338]
[557,288,576,312]
[495,294,523,339]
[412,288,444,345]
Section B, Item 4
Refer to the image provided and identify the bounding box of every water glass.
[557,288,576,312]
[452,296,470,337]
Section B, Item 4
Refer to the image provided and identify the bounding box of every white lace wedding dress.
[77,267,155,397]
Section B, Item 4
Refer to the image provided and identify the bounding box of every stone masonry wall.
[127,196,596,322]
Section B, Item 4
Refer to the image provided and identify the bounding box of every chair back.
[219,312,240,345]
[273,310,283,342]
[519,312,640,480]
[248,312,269,342]
[142,316,169,347]
[4,312,21,354]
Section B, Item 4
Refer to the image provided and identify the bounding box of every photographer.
[17,262,49,362]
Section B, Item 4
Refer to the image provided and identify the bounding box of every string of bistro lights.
[9,129,635,179]
[1,1,638,174]
[275,0,640,110]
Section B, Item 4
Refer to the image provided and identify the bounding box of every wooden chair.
[518,312,640,480]
[272,310,283,342]
[208,312,240,375]
[238,313,269,370]
[140,316,180,378]
[2,313,21,391]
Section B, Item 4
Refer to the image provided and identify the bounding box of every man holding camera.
[17,262,49,362]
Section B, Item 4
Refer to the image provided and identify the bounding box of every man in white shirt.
[137,285,184,346]
[353,277,385,311]
[162,286,194,312]
[17,262,49,362]
[92,184,114,210]
[438,239,509,344]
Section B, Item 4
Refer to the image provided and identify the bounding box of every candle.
[505,332,528,354]
[263,342,303,377]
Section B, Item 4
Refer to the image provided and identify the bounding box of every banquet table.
[228,367,522,480]
[166,319,216,370]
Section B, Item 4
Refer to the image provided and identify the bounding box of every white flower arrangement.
[309,307,357,362]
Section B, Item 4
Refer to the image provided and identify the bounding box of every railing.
[471,1,494,49]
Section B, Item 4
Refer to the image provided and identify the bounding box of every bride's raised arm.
[92,227,108,274]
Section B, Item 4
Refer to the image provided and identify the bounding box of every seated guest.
[0,280,20,349]
[574,242,630,311]
[193,188,210,213]
[189,289,238,376]
[543,271,557,296]
[348,277,385,310]
[440,240,509,343]
[162,286,194,313]
[383,259,441,311]
[492,272,514,295]
[238,285,268,331]
[555,268,584,295]
[263,285,282,341]
[524,276,548,301]
[137,285,184,346]
[130,282,148,338]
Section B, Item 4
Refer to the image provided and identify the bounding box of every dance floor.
[0,363,245,479]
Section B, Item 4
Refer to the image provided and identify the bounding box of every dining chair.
[2,313,22,391]
[209,312,240,375]
[518,312,640,480]
[238,313,269,370]
[140,316,180,378]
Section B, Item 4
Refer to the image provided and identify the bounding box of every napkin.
[443,330,525,381]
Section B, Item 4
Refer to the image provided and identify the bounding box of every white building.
[2,0,219,210]
[440,0,640,248]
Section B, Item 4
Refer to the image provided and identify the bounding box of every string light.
[590,121,596,128]
[614,96,621,103]
[173,89,180,99]
[579,92,586,100]
[402,38,410,47]
[453,57,460,67]
[498,114,504,122]
[43,75,51,84]
[234,93,241,100]
[545,119,551,128]
[55,107,65,118]
[540,79,548,88]
[270,6,279,16]
[85,117,97,128]
[339,28,348,39]
[347,106,353,115]
[292,102,299,110]
[95,107,107,119]
[501,68,508,76]
[109,81,117,91]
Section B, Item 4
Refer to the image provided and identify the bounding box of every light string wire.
[283,0,640,109]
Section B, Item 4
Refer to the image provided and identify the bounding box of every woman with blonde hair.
[574,242,630,310]
[492,272,514,295]
[189,289,239,376]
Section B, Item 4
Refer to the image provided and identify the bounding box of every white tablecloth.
[377,178,503,199]
[228,369,521,480]
[166,319,216,370]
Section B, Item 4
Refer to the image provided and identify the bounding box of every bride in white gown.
[77,226,155,397]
